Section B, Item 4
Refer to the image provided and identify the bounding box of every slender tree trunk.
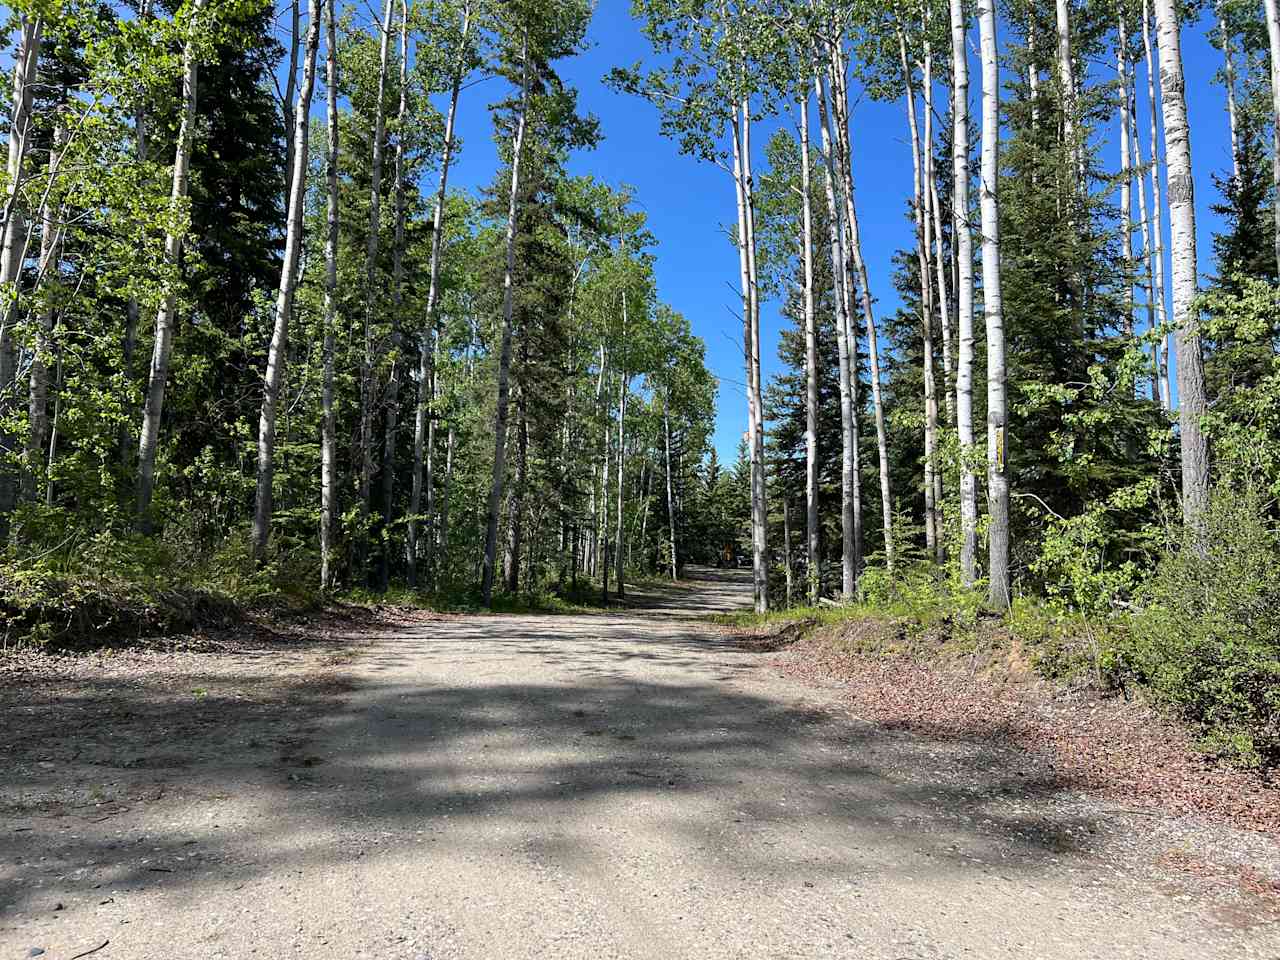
[507,377,527,595]
[899,27,941,565]
[282,0,299,198]
[121,0,152,474]
[664,395,678,580]
[319,0,340,591]
[1217,0,1240,182]
[356,0,395,575]
[929,162,953,428]
[45,347,60,507]
[729,103,768,612]
[1119,14,1135,346]
[380,0,410,590]
[614,366,629,600]
[1142,0,1172,411]
[830,46,894,573]
[1264,0,1280,275]
[439,423,454,574]
[481,29,530,606]
[0,14,43,521]
[1055,0,1077,173]
[922,16,946,531]
[252,0,322,563]
[136,0,206,530]
[741,101,769,613]
[25,120,63,505]
[409,0,470,587]
[814,66,859,598]
[797,96,821,602]
[782,491,793,607]
[1153,0,1210,527]
[951,0,978,587]
[1130,73,1161,404]
[978,0,1010,609]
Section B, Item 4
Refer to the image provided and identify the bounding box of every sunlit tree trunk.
[978,0,1009,608]
[252,0,322,563]
[481,29,530,606]
[1118,13,1134,345]
[898,27,940,564]
[951,0,978,587]
[1153,0,1210,527]
[25,122,63,505]
[797,96,821,602]
[137,0,206,530]
[814,66,860,599]
[1216,0,1240,182]
[830,45,893,574]
[664,394,678,580]
[356,0,396,575]
[319,0,340,591]
[1141,0,1172,411]
[729,102,768,613]
[121,0,152,474]
[1055,0,1077,173]
[380,0,410,589]
[1,14,42,520]
[1130,73,1161,404]
[409,0,470,588]
[1264,0,1280,274]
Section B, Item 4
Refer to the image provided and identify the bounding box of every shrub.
[1122,486,1280,768]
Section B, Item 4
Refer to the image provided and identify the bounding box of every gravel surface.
[2,568,1278,959]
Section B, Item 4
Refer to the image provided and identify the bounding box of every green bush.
[1122,487,1280,768]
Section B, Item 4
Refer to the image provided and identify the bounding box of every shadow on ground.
[2,567,1106,923]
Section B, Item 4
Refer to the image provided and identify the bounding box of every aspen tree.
[320,0,340,590]
[950,0,978,586]
[481,27,530,607]
[355,0,396,574]
[252,0,324,563]
[1152,0,1211,526]
[409,0,473,587]
[136,0,208,529]
[978,0,1010,608]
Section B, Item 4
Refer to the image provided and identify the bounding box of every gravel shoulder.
[2,568,1278,959]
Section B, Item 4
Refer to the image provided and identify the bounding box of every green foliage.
[1120,486,1280,768]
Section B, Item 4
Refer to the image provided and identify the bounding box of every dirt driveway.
[2,568,1277,958]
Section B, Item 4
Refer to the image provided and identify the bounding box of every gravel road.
[4,568,1277,959]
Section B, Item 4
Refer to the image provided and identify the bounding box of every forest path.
[4,568,1277,958]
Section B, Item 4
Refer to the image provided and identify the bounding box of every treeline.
[0,0,717,608]
[616,0,1280,764]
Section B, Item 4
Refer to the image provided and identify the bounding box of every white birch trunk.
[951,0,978,586]
[1217,0,1240,182]
[978,0,1010,609]
[741,100,769,613]
[319,0,340,590]
[814,66,860,599]
[797,95,821,602]
[481,29,530,606]
[1142,0,1172,411]
[409,0,470,587]
[0,14,42,518]
[898,28,940,564]
[664,395,678,580]
[356,0,396,572]
[136,0,206,528]
[831,47,894,573]
[1130,73,1162,404]
[252,0,322,563]
[1152,0,1211,526]
[1119,13,1134,343]
[1264,0,1280,274]
[1055,0,1077,173]
[379,0,410,588]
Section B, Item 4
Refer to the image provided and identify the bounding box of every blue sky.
[438,6,1235,462]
